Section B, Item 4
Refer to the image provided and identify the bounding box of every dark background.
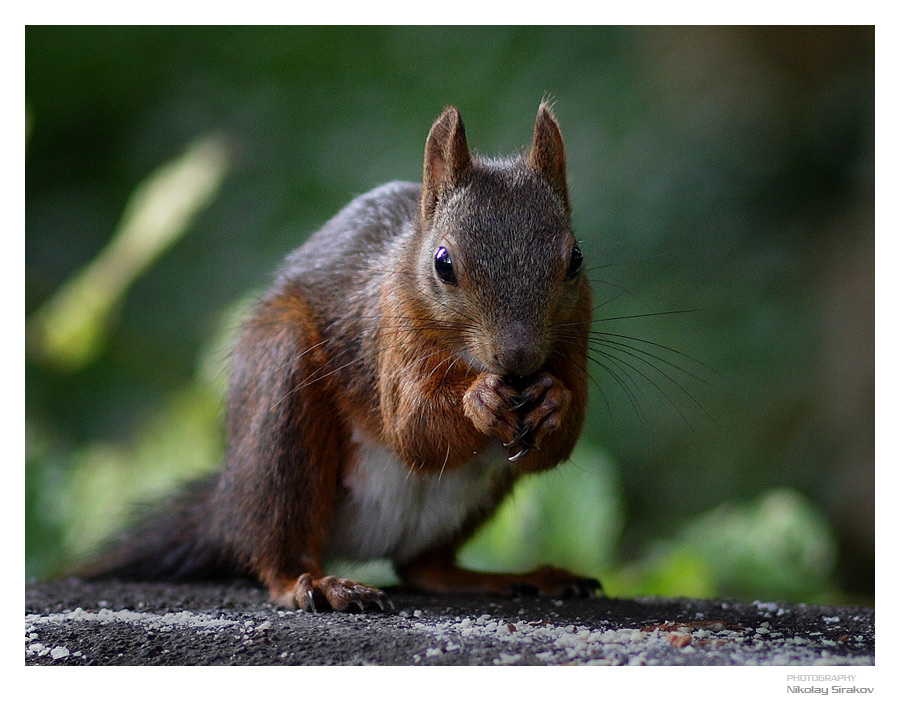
[25,26,874,604]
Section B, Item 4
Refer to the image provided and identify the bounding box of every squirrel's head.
[414,103,590,378]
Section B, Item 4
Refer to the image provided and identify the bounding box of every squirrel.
[82,102,599,612]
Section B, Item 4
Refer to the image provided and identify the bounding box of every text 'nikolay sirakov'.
[787,686,873,695]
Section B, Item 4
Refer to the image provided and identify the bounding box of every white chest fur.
[323,429,510,564]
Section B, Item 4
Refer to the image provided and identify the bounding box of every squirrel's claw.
[507,446,531,462]
[350,590,366,612]
[504,424,538,461]
[503,426,533,448]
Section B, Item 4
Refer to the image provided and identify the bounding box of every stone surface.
[25,578,874,666]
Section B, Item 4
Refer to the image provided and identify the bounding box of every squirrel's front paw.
[274,574,393,613]
[513,372,573,450]
[463,371,572,462]
[462,372,521,444]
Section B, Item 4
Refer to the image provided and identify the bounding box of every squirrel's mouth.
[461,346,547,380]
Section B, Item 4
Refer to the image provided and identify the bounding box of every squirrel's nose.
[496,322,543,376]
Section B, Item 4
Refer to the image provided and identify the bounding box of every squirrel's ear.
[526,102,570,214]
[422,106,471,226]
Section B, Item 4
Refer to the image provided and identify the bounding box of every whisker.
[555,348,614,420]
[589,278,655,313]
[590,306,715,324]
[589,347,685,423]
[589,333,722,386]
[583,350,648,422]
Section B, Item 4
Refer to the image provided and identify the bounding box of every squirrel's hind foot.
[271,573,394,613]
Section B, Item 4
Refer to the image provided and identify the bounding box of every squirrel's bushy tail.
[76,474,239,582]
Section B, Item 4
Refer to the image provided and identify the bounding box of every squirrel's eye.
[566,243,584,279]
[434,246,457,285]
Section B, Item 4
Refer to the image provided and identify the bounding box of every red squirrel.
[85,102,599,611]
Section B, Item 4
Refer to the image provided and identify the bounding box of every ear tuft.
[526,102,570,214]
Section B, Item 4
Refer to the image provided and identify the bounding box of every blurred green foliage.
[26,26,874,604]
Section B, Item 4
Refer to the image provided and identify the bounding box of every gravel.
[26,578,874,666]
